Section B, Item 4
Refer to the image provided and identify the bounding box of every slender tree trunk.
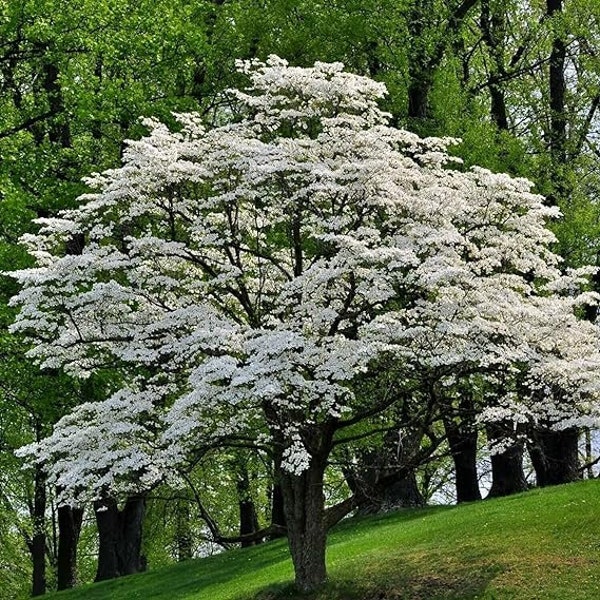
[547,0,567,162]
[585,428,594,479]
[31,465,47,597]
[407,0,435,124]
[237,468,259,548]
[444,418,481,503]
[486,424,528,497]
[528,427,580,487]
[543,0,569,207]
[175,498,193,562]
[30,42,71,149]
[268,447,287,540]
[56,505,84,590]
[480,0,510,131]
[270,481,286,534]
[43,60,71,148]
[279,453,328,593]
[406,0,478,129]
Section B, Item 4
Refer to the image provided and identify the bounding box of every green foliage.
[0,518,30,600]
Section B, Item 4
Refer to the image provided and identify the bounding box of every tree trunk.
[408,79,432,122]
[279,454,328,593]
[486,424,528,497]
[406,0,478,129]
[407,0,435,125]
[345,427,427,513]
[175,498,193,562]
[544,0,569,206]
[94,496,146,581]
[56,505,84,590]
[270,482,286,533]
[547,0,567,162]
[585,428,594,479]
[118,497,146,575]
[94,498,120,582]
[31,465,47,597]
[480,0,510,131]
[444,418,481,503]
[371,469,425,512]
[237,469,260,548]
[346,464,425,515]
[528,427,580,487]
[269,449,287,539]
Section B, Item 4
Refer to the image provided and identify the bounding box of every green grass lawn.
[52,480,600,600]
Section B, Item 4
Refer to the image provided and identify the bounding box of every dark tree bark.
[56,505,84,590]
[444,417,481,503]
[406,0,479,127]
[269,448,287,539]
[344,428,426,513]
[480,0,510,131]
[118,497,146,575]
[543,0,569,208]
[42,60,71,148]
[486,423,528,498]
[94,498,120,581]
[28,42,71,149]
[94,496,146,581]
[175,498,193,562]
[367,469,425,511]
[407,77,432,122]
[546,0,567,162]
[237,468,260,548]
[488,445,527,497]
[346,463,425,514]
[407,0,435,123]
[528,427,580,487]
[279,452,329,593]
[30,465,47,597]
[270,482,286,533]
[584,428,594,479]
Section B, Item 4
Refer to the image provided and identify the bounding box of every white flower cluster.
[16,386,165,505]
[9,57,600,501]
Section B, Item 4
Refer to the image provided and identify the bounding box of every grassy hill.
[51,480,600,600]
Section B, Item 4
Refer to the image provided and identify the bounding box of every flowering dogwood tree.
[10,56,600,591]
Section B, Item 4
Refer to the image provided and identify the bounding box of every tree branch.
[0,110,57,139]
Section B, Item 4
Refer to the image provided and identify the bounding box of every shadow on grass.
[247,561,503,600]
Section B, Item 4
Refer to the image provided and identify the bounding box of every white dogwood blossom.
[10,56,600,505]
[16,386,166,505]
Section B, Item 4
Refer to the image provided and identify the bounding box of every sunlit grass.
[52,480,600,600]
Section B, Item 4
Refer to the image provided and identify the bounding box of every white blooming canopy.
[10,56,600,505]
